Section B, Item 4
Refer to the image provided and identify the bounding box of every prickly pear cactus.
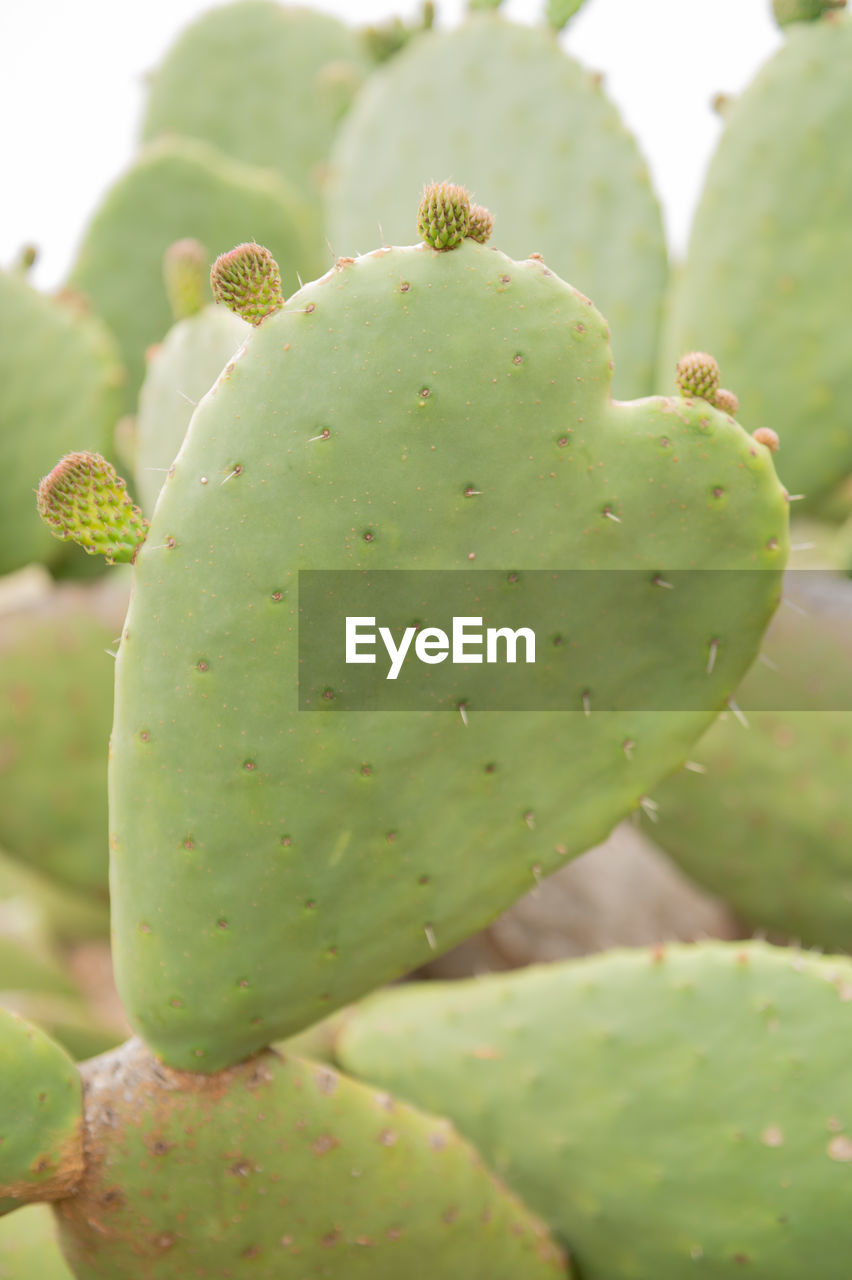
[0,271,124,576]
[68,137,324,410]
[336,941,852,1280]
[52,1039,568,1279]
[645,571,852,949]
[325,16,668,398]
[0,581,126,897]
[662,10,852,509]
[0,1009,83,1216]
[134,242,249,514]
[108,209,787,1071]
[140,2,369,206]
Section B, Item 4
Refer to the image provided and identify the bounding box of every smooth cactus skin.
[53,1039,568,1279]
[662,14,852,509]
[134,307,248,516]
[646,573,852,949]
[0,272,124,576]
[68,137,323,411]
[336,941,852,1279]
[326,17,668,399]
[0,583,125,897]
[139,2,369,202]
[109,237,787,1071]
[0,1010,83,1214]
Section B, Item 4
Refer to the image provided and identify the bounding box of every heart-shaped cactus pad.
[110,232,788,1070]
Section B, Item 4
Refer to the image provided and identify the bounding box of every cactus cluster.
[2,1,851,1274]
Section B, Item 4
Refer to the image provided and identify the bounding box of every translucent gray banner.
[297,570,851,712]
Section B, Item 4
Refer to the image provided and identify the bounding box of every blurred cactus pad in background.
[1,0,851,1275]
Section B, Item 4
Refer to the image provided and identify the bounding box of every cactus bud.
[752,427,780,453]
[714,387,740,416]
[37,452,148,564]
[466,203,495,244]
[164,238,209,321]
[417,182,471,251]
[772,0,845,27]
[210,243,284,325]
[675,352,722,403]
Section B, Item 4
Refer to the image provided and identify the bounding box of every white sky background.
[1,0,781,290]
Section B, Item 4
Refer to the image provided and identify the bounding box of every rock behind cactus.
[325,16,668,399]
[337,941,852,1279]
[662,12,852,509]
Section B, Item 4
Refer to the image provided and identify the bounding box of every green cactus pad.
[37,453,148,565]
[0,1204,74,1280]
[337,941,852,1279]
[140,1,369,202]
[325,16,668,398]
[134,305,248,516]
[646,572,852,949]
[54,1038,568,1278]
[0,1009,82,1213]
[0,272,124,576]
[162,238,208,321]
[773,0,846,26]
[662,13,852,509]
[68,137,324,411]
[110,237,787,1071]
[0,581,126,896]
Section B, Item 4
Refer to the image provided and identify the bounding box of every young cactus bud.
[163,238,209,321]
[417,181,471,250]
[675,352,721,403]
[37,452,148,565]
[752,427,781,453]
[210,242,284,325]
[714,387,740,416]
[467,203,495,244]
[772,0,845,27]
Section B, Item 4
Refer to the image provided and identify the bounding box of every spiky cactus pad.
[38,453,147,565]
[662,12,852,508]
[68,137,323,410]
[0,271,124,576]
[140,1,369,202]
[336,941,852,1279]
[325,16,667,398]
[0,1010,82,1215]
[0,582,125,896]
[134,245,249,515]
[53,1039,567,1278]
[109,232,787,1071]
[646,572,852,949]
